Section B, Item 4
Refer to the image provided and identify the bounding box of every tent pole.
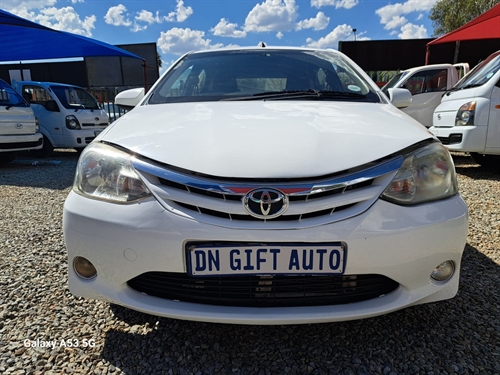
[425,45,430,65]
[143,60,148,93]
[453,41,461,63]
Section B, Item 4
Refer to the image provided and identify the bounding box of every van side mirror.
[387,88,412,109]
[44,100,60,112]
[115,88,145,111]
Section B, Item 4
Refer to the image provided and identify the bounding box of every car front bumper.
[63,191,468,325]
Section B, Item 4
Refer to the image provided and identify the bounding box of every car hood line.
[100,101,431,178]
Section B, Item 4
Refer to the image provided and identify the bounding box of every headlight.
[66,115,81,129]
[73,142,151,203]
[455,101,475,126]
[382,142,458,205]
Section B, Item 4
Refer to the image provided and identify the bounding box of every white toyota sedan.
[63,46,468,325]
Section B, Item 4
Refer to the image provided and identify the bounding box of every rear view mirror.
[387,88,412,109]
[115,88,145,111]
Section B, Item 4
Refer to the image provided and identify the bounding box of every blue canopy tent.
[0,9,142,61]
[0,9,150,88]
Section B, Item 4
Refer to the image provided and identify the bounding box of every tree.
[429,0,500,36]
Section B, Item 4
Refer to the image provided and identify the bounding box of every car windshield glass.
[148,50,381,104]
[454,53,500,89]
[0,80,28,108]
[51,85,100,110]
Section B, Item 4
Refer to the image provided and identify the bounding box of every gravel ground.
[0,151,498,375]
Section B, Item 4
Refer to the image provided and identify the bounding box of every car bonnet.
[98,101,433,178]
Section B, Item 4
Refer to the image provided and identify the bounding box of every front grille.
[133,156,402,228]
[128,272,399,307]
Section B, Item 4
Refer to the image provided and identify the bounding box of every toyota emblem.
[95,117,100,121]
[243,188,288,219]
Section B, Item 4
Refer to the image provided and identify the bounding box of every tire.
[0,152,17,165]
[470,152,500,169]
[31,135,54,158]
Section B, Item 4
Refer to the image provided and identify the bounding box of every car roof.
[187,45,341,56]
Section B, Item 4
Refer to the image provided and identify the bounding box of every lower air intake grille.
[127,272,399,307]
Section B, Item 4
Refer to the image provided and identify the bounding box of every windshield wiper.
[222,89,366,101]
[446,83,484,96]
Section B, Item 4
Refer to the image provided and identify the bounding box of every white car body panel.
[100,101,432,178]
[64,192,468,325]
[64,47,468,324]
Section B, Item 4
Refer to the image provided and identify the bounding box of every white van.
[12,81,109,156]
[430,51,500,167]
[0,79,43,164]
[381,63,469,128]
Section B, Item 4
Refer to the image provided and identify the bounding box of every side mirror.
[388,88,412,109]
[115,88,145,111]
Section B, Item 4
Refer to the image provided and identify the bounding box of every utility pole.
[352,28,357,41]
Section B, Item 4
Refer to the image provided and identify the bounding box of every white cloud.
[384,15,407,30]
[398,23,428,39]
[104,4,131,27]
[210,18,247,38]
[297,11,329,31]
[311,0,359,9]
[305,24,369,49]
[12,6,95,36]
[276,31,284,39]
[165,0,193,22]
[135,10,162,24]
[376,0,435,39]
[244,0,299,32]
[1,0,57,12]
[157,27,223,55]
[71,0,84,3]
[376,0,437,29]
[416,13,423,20]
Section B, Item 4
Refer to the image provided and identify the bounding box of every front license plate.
[187,243,346,276]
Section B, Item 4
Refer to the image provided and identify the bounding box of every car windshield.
[454,52,500,89]
[148,49,381,104]
[50,85,100,110]
[0,80,29,108]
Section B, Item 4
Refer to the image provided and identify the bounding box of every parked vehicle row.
[430,50,500,167]
[11,81,109,157]
[381,63,469,128]
[0,79,43,164]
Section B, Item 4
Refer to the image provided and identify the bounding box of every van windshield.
[0,79,29,108]
[50,85,100,110]
[454,52,500,89]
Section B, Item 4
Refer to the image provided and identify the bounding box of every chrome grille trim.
[132,156,403,228]
[132,156,403,196]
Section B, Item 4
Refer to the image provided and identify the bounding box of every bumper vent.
[127,272,399,308]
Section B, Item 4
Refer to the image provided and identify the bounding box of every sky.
[2,0,440,72]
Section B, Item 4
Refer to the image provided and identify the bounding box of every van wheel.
[470,153,500,169]
[31,136,54,158]
[0,153,17,164]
